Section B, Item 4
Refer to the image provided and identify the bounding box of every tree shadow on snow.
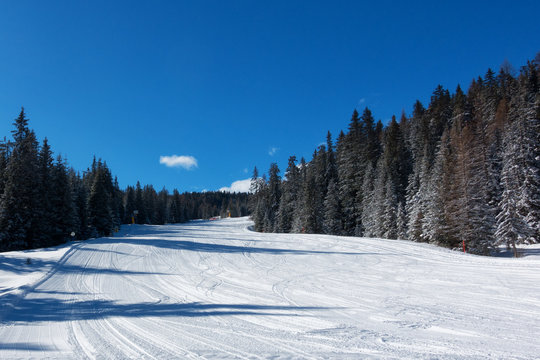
[91,236,373,256]
[0,255,166,277]
[0,342,54,351]
[1,296,334,324]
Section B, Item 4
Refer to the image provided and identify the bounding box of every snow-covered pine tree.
[396,202,407,240]
[323,178,342,234]
[422,137,448,245]
[325,131,338,185]
[267,163,281,232]
[495,122,533,255]
[252,173,268,232]
[382,180,398,239]
[337,111,362,235]
[301,160,320,234]
[291,157,307,233]
[515,61,540,242]
[360,162,377,237]
[276,156,300,233]
[370,158,387,238]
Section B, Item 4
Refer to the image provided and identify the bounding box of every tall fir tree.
[0,109,40,250]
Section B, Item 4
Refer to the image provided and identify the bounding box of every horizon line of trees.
[0,110,249,252]
[250,55,540,256]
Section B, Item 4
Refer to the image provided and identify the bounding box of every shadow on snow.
[1,296,333,324]
[0,342,54,351]
[90,231,373,256]
[0,255,166,277]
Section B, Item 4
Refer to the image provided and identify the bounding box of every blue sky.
[1,1,538,192]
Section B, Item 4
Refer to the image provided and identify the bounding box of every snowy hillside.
[1,218,539,359]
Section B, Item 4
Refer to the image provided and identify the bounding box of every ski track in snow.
[1,217,540,359]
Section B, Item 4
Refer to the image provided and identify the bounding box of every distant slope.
[1,218,539,359]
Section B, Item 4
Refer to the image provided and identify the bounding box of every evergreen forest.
[250,56,540,256]
[0,111,249,252]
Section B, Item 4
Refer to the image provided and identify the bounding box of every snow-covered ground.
[1,218,539,359]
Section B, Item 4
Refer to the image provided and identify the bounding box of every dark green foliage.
[50,156,77,244]
[276,157,300,232]
[34,138,55,247]
[87,161,113,237]
[71,172,89,240]
[0,109,40,250]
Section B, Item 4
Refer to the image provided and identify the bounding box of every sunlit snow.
[1,218,539,358]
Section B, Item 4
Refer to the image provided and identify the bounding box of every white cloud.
[268,147,279,156]
[358,98,366,105]
[219,178,252,193]
[159,155,198,170]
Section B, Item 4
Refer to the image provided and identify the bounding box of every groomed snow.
[1,217,539,359]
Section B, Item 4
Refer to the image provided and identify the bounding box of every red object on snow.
[463,240,466,253]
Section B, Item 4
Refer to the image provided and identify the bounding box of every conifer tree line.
[0,109,249,252]
[250,55,540,256]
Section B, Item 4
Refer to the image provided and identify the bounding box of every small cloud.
[243,168,249,174]
[268,147,279,156]
[219,178,252,193]
[159,155,198,170]
[358,98,366,105]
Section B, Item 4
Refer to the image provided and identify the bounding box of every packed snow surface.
[1,218,539,359]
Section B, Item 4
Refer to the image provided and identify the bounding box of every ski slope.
[1,218,539,359]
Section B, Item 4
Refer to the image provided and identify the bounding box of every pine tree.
[34,138,55,247]
[325,131,338,183]
[111,177,123,228]
[291,157,307,232]
[406,155,429,242]
[251,170,267,232]
[0,109,40,250]
[143,185,157,224]
[360,162,377,237]
[267,163,281,231]
[124,186,136,223]
[71,172,89,239]
[87,162,113,236]
[0,138,11,204]
[370,158,387,238]
[50,155,77,244]
[337,112,362,235]
[134,181,146,224]
[421,138,448,245]
[171,189,186,223]
[396,202,407,240]
[301,163,319,233]
[276,156,300,232]
[323,178,342,234]
[156,188,169,225]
